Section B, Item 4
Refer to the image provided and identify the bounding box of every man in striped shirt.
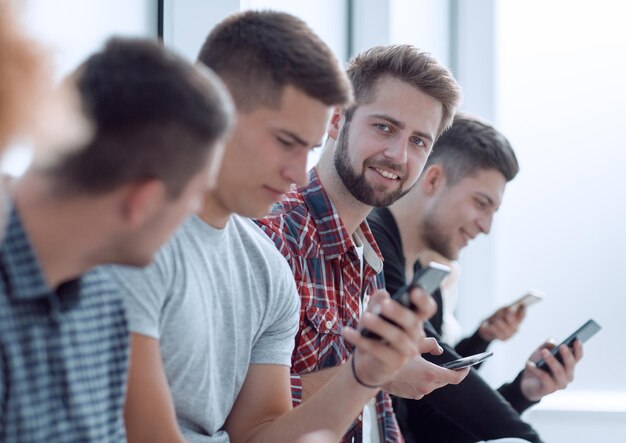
[0,38,233,442]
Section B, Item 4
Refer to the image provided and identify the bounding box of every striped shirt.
[257,169,402,443]
[0,207,128,442]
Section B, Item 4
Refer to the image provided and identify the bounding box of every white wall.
[2,0,157,176]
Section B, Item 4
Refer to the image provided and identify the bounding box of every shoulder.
[257,196,320,260]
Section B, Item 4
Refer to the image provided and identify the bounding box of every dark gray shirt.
[0,207,128,442]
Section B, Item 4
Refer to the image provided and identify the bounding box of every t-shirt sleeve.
[249,253,300,367]
[105,244,176,339]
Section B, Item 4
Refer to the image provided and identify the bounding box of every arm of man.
[223,288,430,443]
[394,324,542,443]
[124,334,186,443]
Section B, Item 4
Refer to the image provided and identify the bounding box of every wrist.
[350,354,381,389]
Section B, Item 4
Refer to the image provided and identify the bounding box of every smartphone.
[361,262,451,339]
[507,290,545,311]
[441,351,494,370]
[535,319,601,373]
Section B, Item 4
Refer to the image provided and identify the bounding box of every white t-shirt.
[353,231,381,443]
[108,215,300,442]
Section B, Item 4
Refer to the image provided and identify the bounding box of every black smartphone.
[535,319,601,373]
[361,262,451,339]
[441,351,494,370]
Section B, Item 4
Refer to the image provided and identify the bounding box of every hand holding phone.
[507,290,545,311]
[534,319,601,373]
[361,262,450,339]
[440,351,494,370]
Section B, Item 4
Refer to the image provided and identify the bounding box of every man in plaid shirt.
[258,45,469,442]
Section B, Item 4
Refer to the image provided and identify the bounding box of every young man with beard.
[367,114,583,443]
[110,12,432,443]
[0,38,233,442]
[257,45,469,442]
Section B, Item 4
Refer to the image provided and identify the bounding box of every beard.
[420,209,458,260]
[333,120,411,208]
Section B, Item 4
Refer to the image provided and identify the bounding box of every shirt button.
[368,397,376,406]
[325,320,334,329]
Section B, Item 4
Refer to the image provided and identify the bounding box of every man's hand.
[478,305,526,342]
[382,341,470,400]
[342,288,436,389]
[520,339,583,401]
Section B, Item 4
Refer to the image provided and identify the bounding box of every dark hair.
[426,113,519,185]
[197,10,352,112]
[346,44,462,138]
[47,37,233,197]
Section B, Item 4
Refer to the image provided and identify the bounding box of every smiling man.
[257,45,468,442]
[368,113,583,443]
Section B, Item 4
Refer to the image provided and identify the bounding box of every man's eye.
[475,199,487,209]
[410,136,426,148]
[277,137,296,148]
[374,123,391,133]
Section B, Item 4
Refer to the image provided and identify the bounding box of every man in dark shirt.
[368,114,583,443]
[0,38,233,442]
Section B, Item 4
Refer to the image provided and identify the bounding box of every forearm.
[300,365,342,402]
[246,362,376,443]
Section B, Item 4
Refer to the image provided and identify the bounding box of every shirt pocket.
[293,305,345,373]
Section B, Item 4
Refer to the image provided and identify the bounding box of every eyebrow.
[369,113,434,143]
[276,129,310,147]
[476,192,499,208]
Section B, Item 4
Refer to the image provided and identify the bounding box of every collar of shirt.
[1,205,80,309]
[282,168,384,273]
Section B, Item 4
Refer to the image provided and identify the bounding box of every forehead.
[354,76,443,140]
[452,168,508,206]
[243,85,332,145]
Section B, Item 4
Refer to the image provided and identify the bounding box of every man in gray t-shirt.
[114,11,436,443]
[110,215,298,442]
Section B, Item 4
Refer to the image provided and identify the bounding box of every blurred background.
[8,1,625,441]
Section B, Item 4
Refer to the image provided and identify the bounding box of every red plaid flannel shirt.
[256,169,403,443]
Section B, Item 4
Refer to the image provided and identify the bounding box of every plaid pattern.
[0,207,128,442]
[257,169,403,443]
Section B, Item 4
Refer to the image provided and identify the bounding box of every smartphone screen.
[441,351,494,370]
[535,319,601,372]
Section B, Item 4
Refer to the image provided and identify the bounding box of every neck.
[197,190,232,229]
[14,172,115,289]
[389,198,429,271]
[316,141,373,235]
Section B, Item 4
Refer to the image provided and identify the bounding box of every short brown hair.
[346,44,461,138]
[197,10,352,112]
[427,113,519,185]
[46,38,233,198]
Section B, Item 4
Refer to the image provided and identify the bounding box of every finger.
[447,366,470,384]
[379,298,425,339]
[541,348,568,387]
[343,326,405,367]
[408,288,437,321]
[420,337,444,356]
[367,289,390,314]
[359,312,420,357]
[524,360,555,389]
[558,345,577,383]
[572,339,584,362]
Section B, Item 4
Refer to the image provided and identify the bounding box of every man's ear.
[327,107,344,140]
[121,180,167,229]
[421,164,446,196]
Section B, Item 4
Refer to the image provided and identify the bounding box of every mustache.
[364,159,406,176]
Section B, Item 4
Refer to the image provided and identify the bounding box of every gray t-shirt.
[108,215,299,442]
